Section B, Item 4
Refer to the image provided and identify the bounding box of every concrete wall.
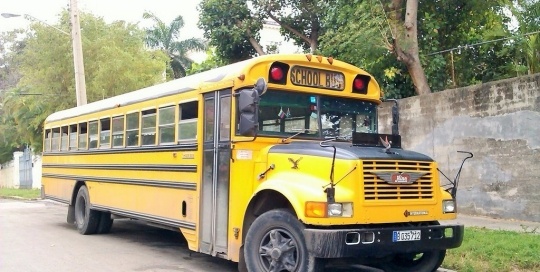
[0,161,15,188]
[0,155,42,189]
[379,73,540,222]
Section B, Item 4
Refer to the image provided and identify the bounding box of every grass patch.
[444,227,540,272]
[0,188,41,199]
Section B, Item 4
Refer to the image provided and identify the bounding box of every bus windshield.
[257,89,378,139]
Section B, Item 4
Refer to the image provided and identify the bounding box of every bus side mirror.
[254,77,268,96]
[237,88,259,137]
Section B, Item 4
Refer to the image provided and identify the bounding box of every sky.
[0,0,204,39]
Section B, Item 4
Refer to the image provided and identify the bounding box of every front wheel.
[378,250,446,272]
[244,209,324,272]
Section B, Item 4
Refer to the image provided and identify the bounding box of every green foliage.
[0,31,23,91]
[0,188,41,199]
[198,0,262,63]
[444,227,540,272]
[0,11,168,158]
[143,12,206,79]
[187,48,226,75]
[510,0,540,74]
[320,0,519,98]
[252,0,325,53]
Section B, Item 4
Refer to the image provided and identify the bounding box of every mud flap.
[67,204,75,224]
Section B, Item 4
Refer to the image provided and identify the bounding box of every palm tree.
[143,12,206,79]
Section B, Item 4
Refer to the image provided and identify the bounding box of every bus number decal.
[182,153,195,159]
[290,66,344,91]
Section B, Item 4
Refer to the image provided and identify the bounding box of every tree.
[143,12,207,79]
[0,31,23,91]
[252,0,325,53]
[0,11,168,155]
[198,0,265,63]
[321,0,515,97]
[382,0,430,95]
[187,48,226,75]
[199,0,327,63]
[510,0,540,74]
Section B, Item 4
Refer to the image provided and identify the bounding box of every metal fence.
[18,147,32,189]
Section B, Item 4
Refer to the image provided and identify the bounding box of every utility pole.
[69,0,87,106]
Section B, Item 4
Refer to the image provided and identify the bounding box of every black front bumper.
[303,224,464,258]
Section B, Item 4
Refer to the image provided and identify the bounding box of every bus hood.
[267,142,433,162]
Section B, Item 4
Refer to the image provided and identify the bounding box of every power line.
[426,30,540,56]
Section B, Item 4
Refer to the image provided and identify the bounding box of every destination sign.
[290,66,345,90]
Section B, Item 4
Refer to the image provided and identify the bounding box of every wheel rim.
[74,194,87,226]
[258,228,299,272]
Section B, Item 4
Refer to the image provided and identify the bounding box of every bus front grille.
[363,161,434,201]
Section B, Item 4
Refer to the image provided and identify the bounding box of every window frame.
[112,115,125,148]
[141,108,157,146]
[178,100,198,142]
[158,105,176,145]
[125,111,140,147]
[78,122,88,150]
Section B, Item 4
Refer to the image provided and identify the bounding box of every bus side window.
[141,109,156,146]
[60,126,69,151]
[178,101,198,142]
[44,129,52,152]
[100,117,111,148]
[51,127,60,151]
[159,106,175,145]
[78,122,88,149]
[112,116,125,147]
[69,124,77,150]
[88,121,98,149]
[126,112,140,147]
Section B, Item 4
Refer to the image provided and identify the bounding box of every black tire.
[378,250,446,272]
[74,186,100,235]
[244,209,324,272]
[96,212,113,234]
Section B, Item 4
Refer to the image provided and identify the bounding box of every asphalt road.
[0,198,458,272]
[0,198,238,272]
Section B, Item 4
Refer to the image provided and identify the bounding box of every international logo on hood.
[371,172,426,185]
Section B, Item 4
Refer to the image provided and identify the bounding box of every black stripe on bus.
[91,204,196,230]
[42,173,197,190]
[43,144,198,156]
[43,164,197,172]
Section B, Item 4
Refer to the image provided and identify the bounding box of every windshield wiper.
[280,128,317,143]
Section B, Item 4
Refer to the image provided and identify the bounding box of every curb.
[0,195,41,201]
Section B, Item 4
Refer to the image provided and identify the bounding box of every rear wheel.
[244,209,325,272]
[74,186,100,235]
[378,250,446,272]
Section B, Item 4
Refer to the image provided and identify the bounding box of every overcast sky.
[0,0,203,39]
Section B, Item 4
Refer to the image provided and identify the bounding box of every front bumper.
[303,224,464,258]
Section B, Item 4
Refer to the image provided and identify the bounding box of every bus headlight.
[328,203,343,216]
[305,202,353,218]
[443,200,456,213]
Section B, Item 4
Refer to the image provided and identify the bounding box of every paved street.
[0,198,238,272]
[0,198,474,272]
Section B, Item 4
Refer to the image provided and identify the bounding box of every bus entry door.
[200,90,231,257]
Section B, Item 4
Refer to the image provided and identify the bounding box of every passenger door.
[200,90,231,257]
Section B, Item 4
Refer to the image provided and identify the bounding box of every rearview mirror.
[254,77,268,96]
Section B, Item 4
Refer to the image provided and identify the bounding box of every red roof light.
[354,78,365,90]
[270,67,284,81]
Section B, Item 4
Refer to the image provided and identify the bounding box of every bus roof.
[45,54,367,123]
[45,59,250,123]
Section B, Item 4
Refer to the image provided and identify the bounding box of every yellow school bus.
[42,54,464,272]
